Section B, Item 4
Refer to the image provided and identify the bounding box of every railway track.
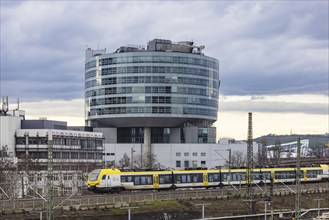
[1,182,328,213]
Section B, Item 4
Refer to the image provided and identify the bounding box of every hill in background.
[254,134,329,148]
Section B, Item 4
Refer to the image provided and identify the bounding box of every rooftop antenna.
[17,98,19,110]
[2,96,8,113]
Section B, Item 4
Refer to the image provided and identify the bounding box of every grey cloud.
[0,1,328,101]
[220,100,328,115]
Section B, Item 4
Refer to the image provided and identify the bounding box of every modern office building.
[85,39,220,167]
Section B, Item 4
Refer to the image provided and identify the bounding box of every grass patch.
[139,200,180,211]
[112,208,126,215]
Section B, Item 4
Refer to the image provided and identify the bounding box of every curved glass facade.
[85,50,219,128]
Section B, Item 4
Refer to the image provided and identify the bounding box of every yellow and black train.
[87,165,329,193]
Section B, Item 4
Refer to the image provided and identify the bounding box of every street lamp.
[131,148,135,170]
[227,148,231,174]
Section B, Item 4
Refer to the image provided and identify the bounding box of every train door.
[303,169,307,182]
[110,174,121,187]
[100,175,110,188]
[153,174,159,189]
[203,173,208,187]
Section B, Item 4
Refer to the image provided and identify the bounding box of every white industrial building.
[0,97,104,171]
[265,139,312,159]
[102,138,258,170]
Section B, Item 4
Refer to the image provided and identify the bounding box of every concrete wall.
[184,127,198,143]
[94,127,117,143]
[170,128,181,143]
[0,116,23,156]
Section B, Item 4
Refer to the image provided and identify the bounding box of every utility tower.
[295,137,301,220]
[47,133,53,220]
[247,112,253,197]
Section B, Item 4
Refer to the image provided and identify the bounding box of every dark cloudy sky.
[1,1,328,139]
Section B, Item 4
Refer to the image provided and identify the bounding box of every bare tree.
[116,153,130,169]
[271,137,282,165]
[312,142,326,158]
[259,137,268,167]
[132,153,165,170]
[230,151,247,168]
[18,154,42,172]
[0,149,17,199]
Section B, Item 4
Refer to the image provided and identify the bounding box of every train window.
[102,175,106,180]
[121,176,126,182]
[134,175,153,185]
[127,176,133,182]
[262,172,271,180]
[307,170,322,178]
[175,175,181,183]
[89,169,101,181]
[141,177,146,184]
[147,176,152,184]
[181,175,187,183]
[190,174,202,183]
[196,173,203,183]
[231,173,244,181]
[275,171,296,179]
[208,173,220,182]
[134,177,140,185]
[159,175,172,184]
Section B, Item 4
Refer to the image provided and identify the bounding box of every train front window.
[89,169,101,181]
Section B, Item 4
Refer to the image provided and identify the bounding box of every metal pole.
[295,137,301,220]
[195,204,209,220]
[318,200,320,217]
[131,148,135,170]
[202,204,205,220]
[314,199,324,217]
[264,202,267,220]
[247,112,253,198]
[140,143,143,169]
[227,148,231,180]
[47,132,53,220]
[228,148,231,172]
[128,207,131,220]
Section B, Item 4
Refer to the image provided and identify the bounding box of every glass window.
[181,175,186,183]
[201,152,206,156]
[176,161,181,167]
[192,152,197,156]
[184,152,189,156]
[176,152,181,157]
